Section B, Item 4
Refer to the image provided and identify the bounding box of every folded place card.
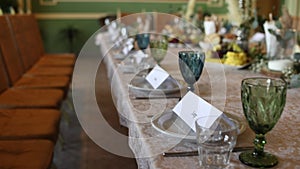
[145,65,169,89]
[126,38,135,45]
[122,43,134,56]
[133,50,148,64]
[172,91,223,131]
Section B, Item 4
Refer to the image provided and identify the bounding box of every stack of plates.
[128,71,183,97]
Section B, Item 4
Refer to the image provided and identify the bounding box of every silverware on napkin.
[162,146,253,157]
[134,96,181,100]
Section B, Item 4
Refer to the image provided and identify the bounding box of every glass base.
[239,151,278,168]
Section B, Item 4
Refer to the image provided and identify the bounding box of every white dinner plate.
[151,110,246,141]
[226,62,252,70]
[129,74,183,95]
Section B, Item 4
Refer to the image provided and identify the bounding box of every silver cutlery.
[162,146,254,157]
[134,96,181,100]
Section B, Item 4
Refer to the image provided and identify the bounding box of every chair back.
[7,14,45,71]
[0,47,10,93]
[0,15,24,86]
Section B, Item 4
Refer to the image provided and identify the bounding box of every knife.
[162,146,253,157]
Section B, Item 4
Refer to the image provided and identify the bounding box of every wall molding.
[39,0,224,6]
[34,12,229,20]
[35,12,109,19]
[39,0,58,6]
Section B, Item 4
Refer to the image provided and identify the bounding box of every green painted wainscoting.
[32,0,228,54]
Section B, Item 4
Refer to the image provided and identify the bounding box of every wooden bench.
[0,14,77,169]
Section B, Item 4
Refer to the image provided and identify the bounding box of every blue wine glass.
[178,51,205,92]
[136,33,150,53]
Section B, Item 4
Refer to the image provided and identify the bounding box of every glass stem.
[252,134,266,157]
[187,84,194,92]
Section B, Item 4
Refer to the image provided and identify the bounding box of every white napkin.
[94,33,103,46]
[263,21,280,58]
[249,32,265,43]
[204,21,216,35]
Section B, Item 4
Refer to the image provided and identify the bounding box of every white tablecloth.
[97,32,300,169]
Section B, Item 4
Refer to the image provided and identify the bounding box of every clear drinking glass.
[178,51,205,92]
[195,114,238,169]
[149,35,168,65]
[239,77,287,168]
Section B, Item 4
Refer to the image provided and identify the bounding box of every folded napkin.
[263,21,280,58]
[249,32,265,43]
[204,21,216,35]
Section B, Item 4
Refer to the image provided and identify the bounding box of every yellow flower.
[224,52,248,66]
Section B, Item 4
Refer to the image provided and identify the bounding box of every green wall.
[38,19,98,54]
[33,1,227,13]
[32,0,228,54]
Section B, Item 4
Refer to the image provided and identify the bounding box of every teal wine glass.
[136,33,150,53]
[178,51,205,92]
[239,78,287,168]
[149,35,168,65]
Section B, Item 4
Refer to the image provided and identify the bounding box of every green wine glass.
[239,77,287,168]
[149,35,168,65]
[178,51,205,92]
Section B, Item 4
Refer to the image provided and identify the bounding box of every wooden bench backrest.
[0,51,10,93]
[0,15,24,86]
[7,14,44,71]
[0,20,10,93]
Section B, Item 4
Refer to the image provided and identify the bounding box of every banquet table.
[97,32,300,169]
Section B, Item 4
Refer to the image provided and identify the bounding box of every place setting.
[146,49,245,143]
[126,33,186,100]
[155,76,287,168]
[151,77,287,168]
[128,65,184,99]
[141,47,288,168]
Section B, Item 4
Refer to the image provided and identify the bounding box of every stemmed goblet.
[178,51,205,92]
[135,33,151,72]
[150,35,168,65]
[239,77,287,168]
[136,33,150,53]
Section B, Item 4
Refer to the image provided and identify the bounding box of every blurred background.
[1,0,299,55]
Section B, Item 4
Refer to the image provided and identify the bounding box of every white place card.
[122,44,134,56]
[172,91,223,131]
[133,50,147,64]
[126,38,134,45]
[145,65,169,89]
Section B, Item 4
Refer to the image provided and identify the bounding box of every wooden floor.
[53,63,137,169]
